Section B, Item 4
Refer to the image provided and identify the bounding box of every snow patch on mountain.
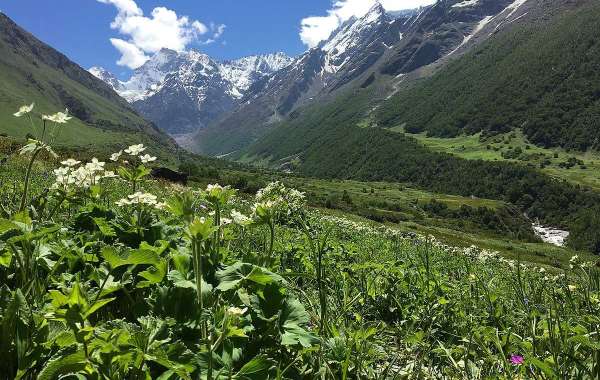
[321,4,388,74]
[448,15,494,56]
[90,50,293,103]
[452,0,480,8]
[503,0,530,20]
[220,53,293,98]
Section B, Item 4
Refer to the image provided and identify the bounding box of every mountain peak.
[89,66,123,91]
[92,48,294,132]
[367,1,386,16]
[321,1,389,55]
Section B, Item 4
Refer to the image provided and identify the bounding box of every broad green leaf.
[217,262,284,292]
[0,219,18,234]
[102,247,160,269]
[138,259,168,288]
[528,358,558,379]
[168,270,196,289]
[93,217,116,237]
[38,349,86,380]
[187,217,215,240]
[0,249,11,268]
[83,297,115,319]
[235,355,272,379]
[67,282,88,310]
[280,298,319,348]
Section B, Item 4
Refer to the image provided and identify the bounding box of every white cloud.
[192,20,209,35]
[98,0,225,69]
[300,0,436,48]
[98,0,141,17]
[110,38,149,69]
[212,23,226,39]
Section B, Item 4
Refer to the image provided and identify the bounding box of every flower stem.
[19,148,42,212]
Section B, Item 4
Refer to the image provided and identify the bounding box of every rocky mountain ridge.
[90,50,293,134]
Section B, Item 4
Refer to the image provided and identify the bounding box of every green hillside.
[0,13,177,157]
[243,84,600,253]
[377,1,600,151]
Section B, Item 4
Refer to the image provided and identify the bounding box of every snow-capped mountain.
[90,50,292,134]
[194,0,532,155]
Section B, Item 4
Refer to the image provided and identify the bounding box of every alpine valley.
[13,0,598,255]
[3,0,600,378]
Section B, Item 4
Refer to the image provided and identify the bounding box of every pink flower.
[510,354,524,366]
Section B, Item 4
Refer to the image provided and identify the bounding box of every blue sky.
[1,0,433,79]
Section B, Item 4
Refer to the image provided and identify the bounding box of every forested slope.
[378,1,600,151]
[245,86,600,253]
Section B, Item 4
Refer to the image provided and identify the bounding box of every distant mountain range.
[192,0,529,156]
[90,51,293,135]
[90,0,541,155]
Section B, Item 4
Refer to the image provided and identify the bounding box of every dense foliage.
[2,144,600,377]
[377,2,600,151]
[246,90,600,253]
[1,104,600,378]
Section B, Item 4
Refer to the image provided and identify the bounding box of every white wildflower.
[125,144,146,156]
[42,109,72,124]
[61,158,81,167]
[206,184,225,193]
[110,150,123,162]
[85,158,105,173]
[231,210,251,225]
[116,198,131,207]
[227,307,247,316]
[103,171,118,178]
[155,202,168,210]
[53,167,70,177]
[140,154,157,164]
[117,192,162,208]
[13,103,34,117]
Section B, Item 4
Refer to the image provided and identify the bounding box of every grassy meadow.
[388,126,600,191]
[1,106,599,379]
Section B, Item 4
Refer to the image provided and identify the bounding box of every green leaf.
[168,270,196,289]
[217,262,284,292]
[528,358,558,379]
[187,217,216,240]
[0,249,11,268]
[117,167,134,181]
[569,335,600,350]
[235,355,272,379]
[280,298,319,348]
[83,297,115,319]
[0,219,18,234]
[93,217,116,237]
[38,349,86,380]
[102,247,160,269]
[138,259,168,288]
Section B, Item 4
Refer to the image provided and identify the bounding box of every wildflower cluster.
[111,144,157,165]
[42,109,72,124]
[252,181,306,223]
[52,157,115,191]
[116,192,165,209]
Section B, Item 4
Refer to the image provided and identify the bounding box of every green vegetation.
[0,13,176,156]
[243,88,600,254]
[390,127,600,191]
[377,2,600,151]
[2,128,600,378]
